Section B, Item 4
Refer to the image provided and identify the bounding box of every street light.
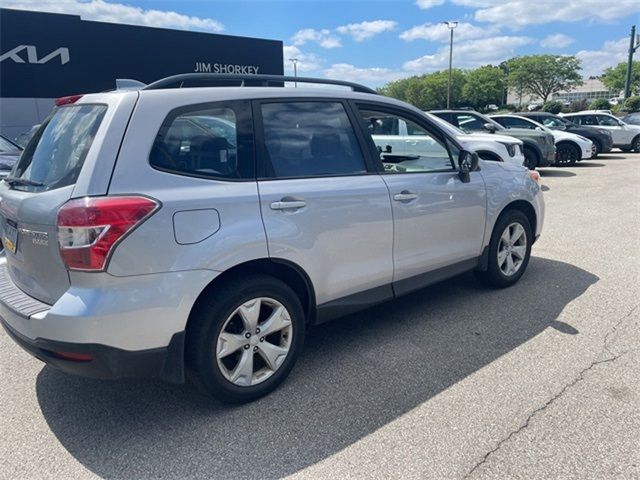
[289,58,299,87]
[442,21,458,108]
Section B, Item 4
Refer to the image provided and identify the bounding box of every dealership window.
[260,101,367,178]
[150,102,253,180]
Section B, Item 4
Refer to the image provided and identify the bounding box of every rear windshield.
[10,104,107,191]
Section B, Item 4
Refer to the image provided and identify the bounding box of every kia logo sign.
[0,45,70,65]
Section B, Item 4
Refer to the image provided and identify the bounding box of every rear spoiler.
[114,79,147,91]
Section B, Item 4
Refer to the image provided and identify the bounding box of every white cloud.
[283,45,323,73]
[415,0,445,9]
[540,33,574,49]
[575,37,628,78]
[291,28,341,48]
[1,0,224,31]
[323,63,405,86]
[400,22,499,42]
[454,0,640,27]
[403,35,533,71]
[336,20,397,42]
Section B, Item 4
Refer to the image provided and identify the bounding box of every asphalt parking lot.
[1,153,639,480]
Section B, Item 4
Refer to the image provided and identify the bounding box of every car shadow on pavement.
[35,257,598,480]
[539,169,576,177]
[576,162,605,167]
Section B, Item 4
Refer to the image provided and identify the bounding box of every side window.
[406,121,427,136]
[150,102,252,180]
[260,101,367,178]
[357,107,454,174]
[455,113,485,132]
[498,117,534,129]
[596,115,619,126]
[574,115,596,126]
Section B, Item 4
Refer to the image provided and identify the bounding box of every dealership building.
[0,8,284,139]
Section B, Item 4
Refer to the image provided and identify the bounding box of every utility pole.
[442,21,458,108]
[289,58,299,87]
[624,25,639,99]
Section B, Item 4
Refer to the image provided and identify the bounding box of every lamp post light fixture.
[289,58,299,87]
[442,21,458,108]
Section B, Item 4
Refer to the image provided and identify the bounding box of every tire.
[555,142,579,167]
[591,140,601,158]
[632,135,640,153]
[186,274,306,403]
[522,147,539,170]
[475,210,532,288]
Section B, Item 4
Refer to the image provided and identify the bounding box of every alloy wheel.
[216,297,293,387]
[497,222,527,276]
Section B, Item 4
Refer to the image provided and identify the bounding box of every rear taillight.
[57,196,159,271]
[55,94,83,106]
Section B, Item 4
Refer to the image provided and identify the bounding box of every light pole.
[624,25,639,99]
[289,58,299,87]
[442,21,458,108]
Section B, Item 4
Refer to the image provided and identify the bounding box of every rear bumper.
[1,316,185,382]
[601,136,614,152]
[0,262,218,382]
[539,144,556,167]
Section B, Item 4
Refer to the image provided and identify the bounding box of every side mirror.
[458,150,479,183]
[535,126,543,131]
[483,122,497,133]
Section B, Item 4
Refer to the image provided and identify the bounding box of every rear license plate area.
[3,219,18,254]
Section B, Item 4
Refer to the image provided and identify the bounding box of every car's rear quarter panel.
[106,89,269,277]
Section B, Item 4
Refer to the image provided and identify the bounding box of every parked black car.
[518,112,613,157]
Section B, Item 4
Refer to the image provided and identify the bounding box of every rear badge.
[18,228,49,247]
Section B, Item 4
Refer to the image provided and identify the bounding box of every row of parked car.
[417,109,640,170]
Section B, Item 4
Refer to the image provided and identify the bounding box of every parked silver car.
[0,74,544,403]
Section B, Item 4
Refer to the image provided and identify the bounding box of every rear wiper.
[3,176,44,187]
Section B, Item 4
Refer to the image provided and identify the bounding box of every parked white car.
[561,111,640,152]
[491,114,593,166]
[372,114,523,167]
[429,114,525,166]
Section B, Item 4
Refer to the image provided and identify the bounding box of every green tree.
[506,55,583,103]
[590,98,611,110]
[624,96,640,112]
[542,101,564,114]
[601,61,640,96]
[379,69,466,110]
[462,65,506,109]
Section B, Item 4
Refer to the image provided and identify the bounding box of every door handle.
[393,191,418,202]
[270,198,307,210]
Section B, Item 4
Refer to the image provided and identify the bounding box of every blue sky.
[4,0,640,86]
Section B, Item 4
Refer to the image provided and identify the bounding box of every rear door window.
[259,101,367,178]
[150,101,253,180]
[10,104,107,191]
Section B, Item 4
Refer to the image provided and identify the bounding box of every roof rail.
[142,73,378,94]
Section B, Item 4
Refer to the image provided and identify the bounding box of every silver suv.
[0,74,544,403]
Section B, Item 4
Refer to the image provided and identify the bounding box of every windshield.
[11,104,107,191]
[0,136,20,153]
